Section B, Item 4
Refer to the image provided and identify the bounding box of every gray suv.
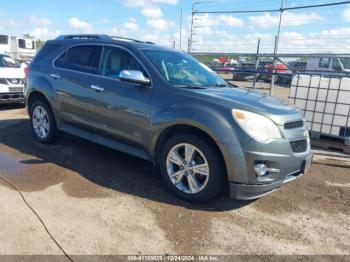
[26,35,313,202]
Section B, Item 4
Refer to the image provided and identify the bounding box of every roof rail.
[55,34,112,40]
[110,36,144,43]
[55,34,155,45]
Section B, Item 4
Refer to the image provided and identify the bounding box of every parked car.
[26,34,312,202]
[306,56,350,75]
[218,61,238,74]
[288,61,307,74]
[0,54,25,105]
[232,61,256,81]
[259,62,293,86]
[255,60,272,80]
[208,60,223,71]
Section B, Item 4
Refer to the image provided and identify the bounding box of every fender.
[26,75,62,125]
[148,102,251,182]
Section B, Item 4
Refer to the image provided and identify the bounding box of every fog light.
[254,163,268,177]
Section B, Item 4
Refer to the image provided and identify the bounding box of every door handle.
[90,85,104,92]
[50,73,60,80]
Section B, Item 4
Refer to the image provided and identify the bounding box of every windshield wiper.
[175,84,207,89]
[215,82,237,88]
[226,81,238,87]
[215,83,228,87]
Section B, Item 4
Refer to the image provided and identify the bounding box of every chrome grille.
[284,120,304,130]
[290,139,308,153]
[0,78,23,85]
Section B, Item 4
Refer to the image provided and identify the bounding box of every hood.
[0,67,25,79]
[193,87,303,125]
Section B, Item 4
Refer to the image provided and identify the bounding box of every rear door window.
[55,45,102,74]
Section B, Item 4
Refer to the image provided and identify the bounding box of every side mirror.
[119,70,151,86]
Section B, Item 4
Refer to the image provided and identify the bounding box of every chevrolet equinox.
[26,35,313,202]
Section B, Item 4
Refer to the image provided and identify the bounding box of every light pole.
[270,0,284,94]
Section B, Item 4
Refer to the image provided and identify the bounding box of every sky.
[0,0,350,53]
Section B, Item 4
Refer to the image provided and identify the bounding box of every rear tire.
[158,134,226,202]
[29,99,60,144]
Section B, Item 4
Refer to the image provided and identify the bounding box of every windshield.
[144,50,227,87]
[340,58,350,70]
[0,55,19,68]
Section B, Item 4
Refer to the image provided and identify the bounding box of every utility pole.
[171,32,175,48]
[270,0,284,94]
[252,38,261,90]
[179,8,183,50]
[188,2,195,53]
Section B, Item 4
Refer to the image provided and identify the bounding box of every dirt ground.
[0,102,349,257]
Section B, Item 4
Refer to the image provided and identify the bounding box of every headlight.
[232,109,282,143]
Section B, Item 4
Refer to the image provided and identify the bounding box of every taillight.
[24,67,29,81]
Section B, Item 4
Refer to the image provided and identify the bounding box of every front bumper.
[0,92,25,104]
[229,147,313,200]
[229,166,308,200]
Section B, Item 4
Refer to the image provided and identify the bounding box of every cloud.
[142,7,163,18]
[147,18,175,31]
[190,26,350,54]
[248,12,323,28]
[68,17,92,32]
[29,15,51,27]
[218,15,244,27]
[0,19,17,31]
[344,5,350,22]
[192,14,243,35]
[122,0,177,8]
[123,17,138,31]
[30,27,61,39]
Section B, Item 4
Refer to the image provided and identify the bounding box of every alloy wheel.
[166,143,210,194]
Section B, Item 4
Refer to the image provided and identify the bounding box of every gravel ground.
[0,103,349,257]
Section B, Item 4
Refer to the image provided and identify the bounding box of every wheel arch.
[27,90,60,127]
[154,124,228,180]
[27,91,51,110]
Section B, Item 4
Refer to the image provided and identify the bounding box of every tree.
[35,39,45,49]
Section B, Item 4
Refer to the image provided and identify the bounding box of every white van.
[0,54,25,105]
[306,56,350,74]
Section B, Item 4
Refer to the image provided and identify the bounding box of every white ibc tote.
[289,74,350,139]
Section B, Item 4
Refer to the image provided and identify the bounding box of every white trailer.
[0,34,36,62]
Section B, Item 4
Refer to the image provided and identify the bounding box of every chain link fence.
[186,0,350,144]
[192,53,350,144]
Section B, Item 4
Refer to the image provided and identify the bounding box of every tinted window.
[332,59,341,70]
[55,45,102,74]
[18,39,35,49]
[340,58,350,70]
[319,58,330,68]
[99,46,144,79]
[0,35,8,44]
[33,43,62,63]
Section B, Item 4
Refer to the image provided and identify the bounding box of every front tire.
[159,134,226,202]
[29,99,59,144]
